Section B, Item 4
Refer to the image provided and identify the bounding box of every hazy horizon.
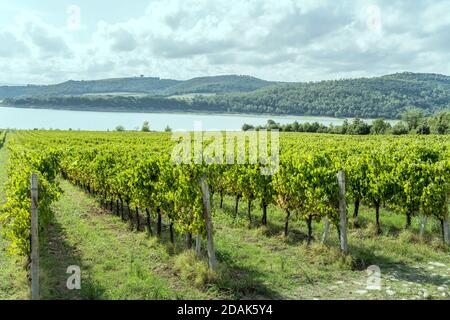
[3,70,450,88]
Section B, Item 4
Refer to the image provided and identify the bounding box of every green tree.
[349,118,371,135]
[401,108,424,131]
[430,111,450,134]
[242,123,255,131]
[141,121,150,132]
[371,118,391,134]
[341,119,350,134]
[415,120,430,135]
[391,122,408,135]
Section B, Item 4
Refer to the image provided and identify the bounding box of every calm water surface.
[0,106,351,131]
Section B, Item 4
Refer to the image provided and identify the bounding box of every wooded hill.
[0,75,275,98]
[2,72,450,119]
[191,72,450,119]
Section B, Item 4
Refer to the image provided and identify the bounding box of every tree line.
[242,110,450,135]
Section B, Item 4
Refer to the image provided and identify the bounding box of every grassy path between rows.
[40,179,212,299]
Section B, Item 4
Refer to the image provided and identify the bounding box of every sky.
[0,0,450,85]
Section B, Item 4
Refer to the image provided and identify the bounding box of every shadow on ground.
[218,201,310,245]
[70,184,281,300]
[39,213,106,300]
[214,248,284,299]
[349,242,449,288]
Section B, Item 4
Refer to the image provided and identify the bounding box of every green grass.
[0,141,29,300]
[39,180,215,300]
[211,197,450,299]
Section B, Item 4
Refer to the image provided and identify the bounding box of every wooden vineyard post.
[419,215,428,238]
[443,193,449,245]
[337,170,348,254]
[322,218,330,244]
[146,208,153,236]
[444,193,450,245]
[135,206,140,231]
[186,233,192,249]
[200,174,217,270]
[195,234,201,256]
[443,218,449,245]
[157,208,162,238]
[30,173,39,300]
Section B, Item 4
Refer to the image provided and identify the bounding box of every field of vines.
[1,130,449,262]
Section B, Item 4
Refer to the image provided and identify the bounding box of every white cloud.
[422,0,450,33]
[0,0,450,84]
[0,30,29,57]
[15,13,72,56]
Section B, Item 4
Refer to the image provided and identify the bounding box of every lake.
[0,106,352,131]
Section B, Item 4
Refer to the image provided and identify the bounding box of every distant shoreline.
[0,104,397,122]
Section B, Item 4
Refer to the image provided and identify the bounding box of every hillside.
[2,72,450,119]
[190,72,450,118]
[0,75,274,99]
[0,77,178,98]
[163,75,275,95]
